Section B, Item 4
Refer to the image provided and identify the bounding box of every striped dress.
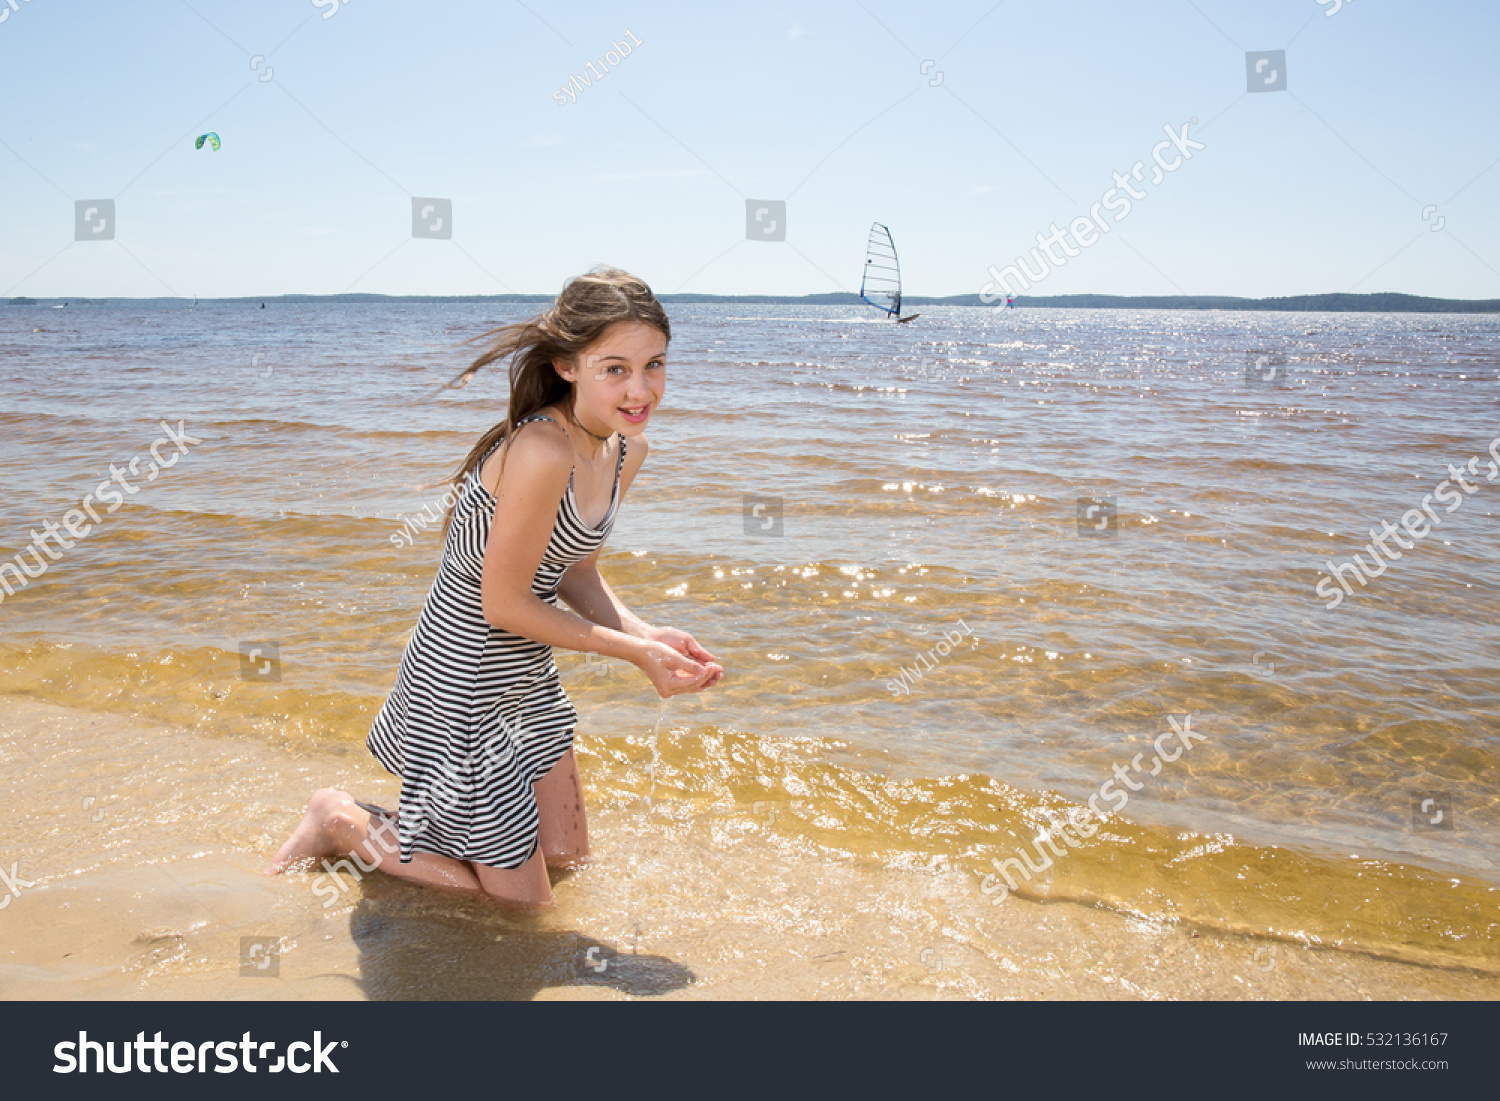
[366,413,625,869]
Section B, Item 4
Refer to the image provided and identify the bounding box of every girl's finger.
[668,656,707,680]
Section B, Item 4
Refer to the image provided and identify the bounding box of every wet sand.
[2,695,1494,1001]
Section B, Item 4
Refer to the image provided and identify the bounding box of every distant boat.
[859,222,920,324]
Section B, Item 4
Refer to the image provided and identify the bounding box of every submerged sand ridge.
[0,696,1495,1001]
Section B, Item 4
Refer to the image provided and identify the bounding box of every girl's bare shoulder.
[481,416,574,498]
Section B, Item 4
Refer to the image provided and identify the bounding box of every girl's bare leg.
[264,788,481,893]
[267,775,584,910]
[471,848,554,909]
[467,753,590,908]
[534,748,590,869]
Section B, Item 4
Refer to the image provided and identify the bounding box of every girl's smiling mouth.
[619,404,650,424]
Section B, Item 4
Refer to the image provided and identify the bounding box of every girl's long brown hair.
[439,266,670,538]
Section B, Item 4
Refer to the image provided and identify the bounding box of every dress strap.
[479,413,558,472]
[508,415,624,494]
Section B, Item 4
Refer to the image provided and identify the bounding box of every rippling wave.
[2,301,1497,972]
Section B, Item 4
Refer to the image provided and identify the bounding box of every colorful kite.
[195,133,221,152]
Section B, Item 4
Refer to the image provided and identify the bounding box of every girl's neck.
[559,402,612,459]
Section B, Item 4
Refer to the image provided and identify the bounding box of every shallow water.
[1,301,1497,988]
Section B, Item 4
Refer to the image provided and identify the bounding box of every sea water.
[1,300,1497,994]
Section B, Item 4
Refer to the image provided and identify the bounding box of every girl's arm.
[479,425,718,694]
[478,424,637,660]
[559,553,720,686]
[557,556,653,638]
[555,436,723,686]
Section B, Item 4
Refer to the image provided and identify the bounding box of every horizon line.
[8,290,1500,314]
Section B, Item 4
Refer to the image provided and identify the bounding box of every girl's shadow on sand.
[345,877,695,1001]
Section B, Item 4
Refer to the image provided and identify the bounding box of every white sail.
[859,222,902,318]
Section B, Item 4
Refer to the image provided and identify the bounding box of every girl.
[267,267,723,909]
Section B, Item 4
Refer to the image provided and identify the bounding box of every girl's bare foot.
[264,788,358,874]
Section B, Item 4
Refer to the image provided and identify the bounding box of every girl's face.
[559,320,667,437]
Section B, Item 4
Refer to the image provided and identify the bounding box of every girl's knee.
[309,787,355,819]
[484,887,553,911]
[544,844,590,870]
[474,853,554,909]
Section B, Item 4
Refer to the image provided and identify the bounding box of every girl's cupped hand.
[647,625,723,688]
[633,628,724,697]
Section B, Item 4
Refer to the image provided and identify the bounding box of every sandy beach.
[3,695,1495,1001]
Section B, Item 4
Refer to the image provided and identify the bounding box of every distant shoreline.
[8,291,1500,313]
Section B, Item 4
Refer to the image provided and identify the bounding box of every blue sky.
[2,0,1497,299]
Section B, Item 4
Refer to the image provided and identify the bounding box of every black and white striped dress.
[366,413,625,869]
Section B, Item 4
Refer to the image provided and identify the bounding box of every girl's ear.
[551,354,577,383]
